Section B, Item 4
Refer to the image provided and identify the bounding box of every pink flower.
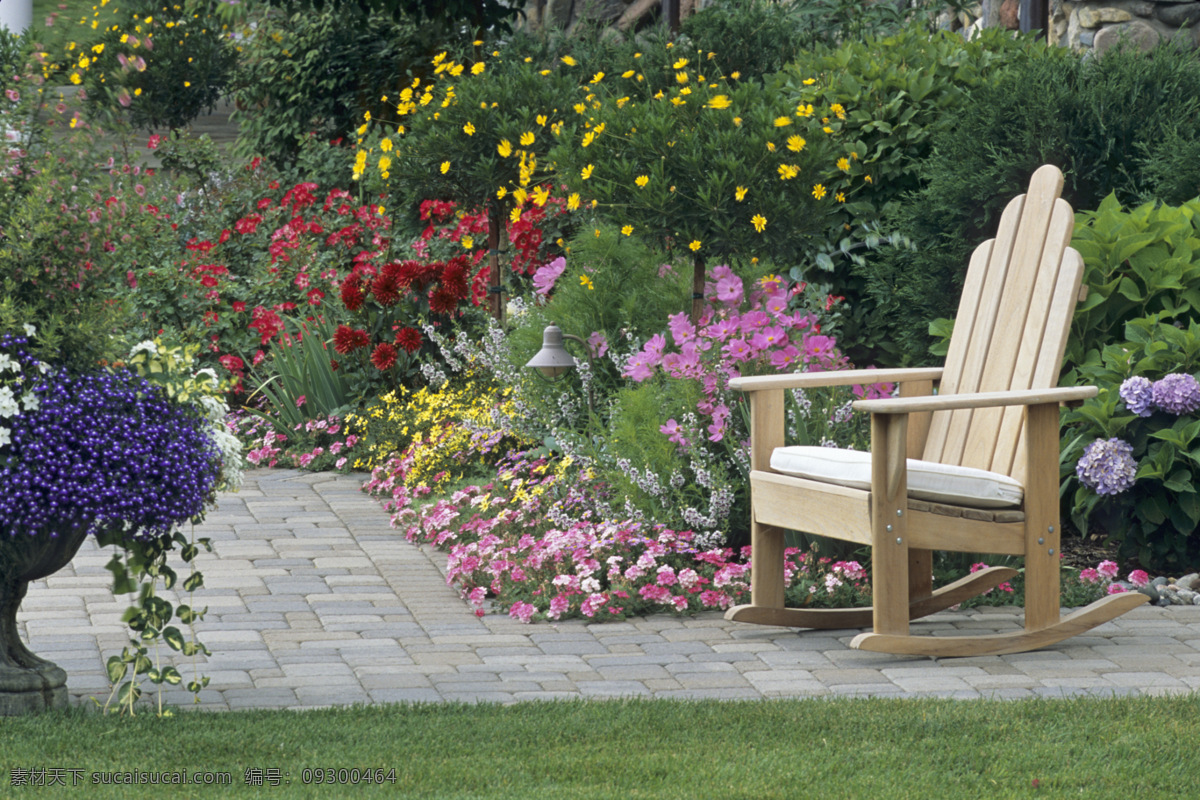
[295,395,306,408]
[1097,560,1119,579]
[656,566,678,587]
[713,266,743,305]
[668,312,696,345]
[548,593,571,620]
[1107,583,1128,595]
[508,601,537,623]
[532,256,566,294]
[660,418,689,447]
[1127,569,1150,587]
[1079,568,1101,584]
[587,331,608,359]
[4,89,18,102]
[335,457,347,469]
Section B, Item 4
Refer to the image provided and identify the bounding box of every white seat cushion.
[769,446,1024,509]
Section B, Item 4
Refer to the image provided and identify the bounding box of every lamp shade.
[524,324,576,379]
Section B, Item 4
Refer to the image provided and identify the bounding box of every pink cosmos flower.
[532,256,566,295]
[713,268,743,306]
[660,418,689,447]
[668,312,696,345]
[587,331,608,358]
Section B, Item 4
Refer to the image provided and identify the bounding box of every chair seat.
[769,446,1024,509]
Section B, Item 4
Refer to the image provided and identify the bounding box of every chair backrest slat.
[920,165,1081,483]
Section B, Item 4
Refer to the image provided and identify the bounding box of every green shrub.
[872,41,1200,364]
[231,5,442,167]
[1059,196,1200,571]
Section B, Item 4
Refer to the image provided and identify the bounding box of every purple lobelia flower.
[1076,438,1137,496]
[0,338,220,540]
[1151,373,1200,415]
[1119,376,1155,417]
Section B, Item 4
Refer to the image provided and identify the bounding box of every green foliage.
[870,40,1200,364]
[1060,196,1200,571]
[96,527,213,716]
[231,5,441,167]
[247,317,358,436]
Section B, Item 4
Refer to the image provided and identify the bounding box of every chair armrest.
[853,385,1097,415]
[729,367,944,393]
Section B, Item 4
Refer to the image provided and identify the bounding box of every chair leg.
[870,413,909,636]
[1023,403,1062,631]
[908,548,933,605]
[749,521,785,610]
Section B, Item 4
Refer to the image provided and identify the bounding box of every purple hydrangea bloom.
[1119,376,1155,417]
[1151,373,1200,415]
[1,334,220,540]
[1076,438,1137,496]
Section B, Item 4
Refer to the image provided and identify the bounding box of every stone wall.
[1051,0,1200,53]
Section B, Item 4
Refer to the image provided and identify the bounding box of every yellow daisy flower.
[787,135,806,152]
[689,240,702,252]
[751,214,767,233]
[497,139,512,157]
[635,175,649,188]
[812,184,827,200]
[520,131,535,146]
[735,186,748,201]
[621,225,633,236]
[581,164,594,180]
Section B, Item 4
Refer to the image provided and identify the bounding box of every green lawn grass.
[4,696,1199,798]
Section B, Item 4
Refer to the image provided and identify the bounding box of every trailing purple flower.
[0,349,220,540]
[1118,376,1154,417]
[1150,373,1200,415]
[1076,437,1137,496]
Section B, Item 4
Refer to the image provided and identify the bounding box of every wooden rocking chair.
[726,165,1148,657]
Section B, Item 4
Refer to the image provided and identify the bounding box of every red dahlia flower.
[340,274,365,311]
[394,327,422,354]
[371,342,398,370]
[333,324,369,354]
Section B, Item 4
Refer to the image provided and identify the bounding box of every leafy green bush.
[872,41,1200,364]
[1060,196,1200,571]
[231,4,441,167]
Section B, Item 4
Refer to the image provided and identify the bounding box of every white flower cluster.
[196,394,246,498]
[1,325,44,449]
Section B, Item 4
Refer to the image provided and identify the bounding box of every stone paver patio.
[18,469,1200,710]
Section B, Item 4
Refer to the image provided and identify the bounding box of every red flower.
[428,288,458,315]
[232,301,246,313]
[440,256,469,301]
[340,274,365,311]
[394,327,422,354]
[371,268,403,306]
[371,342,398,370]
[333,324,369,354]
[306,288,325,306]
[219,354,244,372]
[218,228,231,244]
[235,214,262,235]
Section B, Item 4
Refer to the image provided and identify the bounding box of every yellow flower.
[581,164,594,180]
[520,131,535,146]
[735,186,748,201]
[573,102,586,114]
[622,69,635,78]
[462,235,475,249]
[590,71,604,83]
[568,193,581,210]
[864,175,873,184]
[835,192,846,203]
[496,186,508,199]
[673,57,688,69]
[440,161,450,174]
[378,155,392,172]
[679,87,692,95]
[787,135,806,152]
[732,116,742,127]
[561,55,577,66]
[616,96,630,108]
[497,139,512,157]
[812,184,827,200]
[778,164,798,180]
[510,206,522,223]
[463,122,475,136]
[731,71,741,80]
[803,78,816,85]
[380,137,394,152]
[540,69,550,76]
[835,157,851,172]
[773,116,792,127]
[689,240,702,252]
[671,97,686,106]
[581,131,595,147]
[471,62,485,75]
[823,126,833,134]
[533,186,550,207]
[796,103,813,117]
[830,103,846,119]
[766,142,776,152]
[621,225,633,236]
[751,213,767,233]
[513,187,528,205]
[635,175,649,188]
[536,114,547,126]
[704,94,731,110]
[580,275,594,290]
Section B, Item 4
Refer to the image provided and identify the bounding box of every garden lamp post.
[524,324,594,412]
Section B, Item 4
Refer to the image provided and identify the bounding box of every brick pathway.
[17,469,1200,710]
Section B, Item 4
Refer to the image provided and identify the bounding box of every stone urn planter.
[0,524,90,715]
